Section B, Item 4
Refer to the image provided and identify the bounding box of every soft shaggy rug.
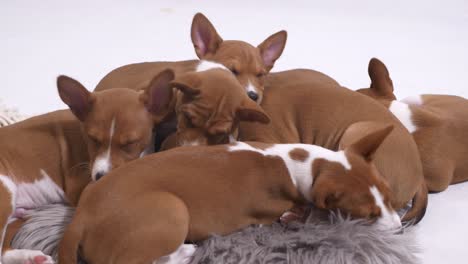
[12,205,421,264]
[0,100,26,127]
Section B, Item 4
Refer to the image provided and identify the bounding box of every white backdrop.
[2,0,468,262]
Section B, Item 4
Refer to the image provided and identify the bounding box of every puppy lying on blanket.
[58,125,401,263]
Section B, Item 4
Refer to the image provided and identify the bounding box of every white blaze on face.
[246,80,257,93]
[388,101,417,133]
[196,60,229,72]
[370,186,402,230]
[91,118,115,181]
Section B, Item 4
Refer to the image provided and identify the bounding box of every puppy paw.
[2,249,54,264]
[153,244,196,264]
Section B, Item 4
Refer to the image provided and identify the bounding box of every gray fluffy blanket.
[12,204,420,264]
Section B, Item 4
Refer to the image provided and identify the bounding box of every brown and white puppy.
[95,13,287,103]
[239,69,428,224]
[357,58,468,192]
[58,125,400,264]
[0,72,173,263]
[168,68,270,147]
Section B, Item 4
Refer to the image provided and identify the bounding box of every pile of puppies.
[0,13,466,264]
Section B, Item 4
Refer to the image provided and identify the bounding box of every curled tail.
[401,181,428,225]
[58,219,84,264]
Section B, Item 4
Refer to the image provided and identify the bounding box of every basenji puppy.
[239,69,428,224]
[1,66,269,263]
[0,71,175,263]
[58,125,401,264]
[357,58,468,192]
[95,13,287,104]
[95,13,284,150]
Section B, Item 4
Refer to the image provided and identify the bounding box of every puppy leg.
[79,191,191,264]
[114,192,190,264]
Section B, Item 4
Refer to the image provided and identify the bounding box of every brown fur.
[356,58,468,193]
[288,148,309,162]
[94,13,286,104]
[0,71,177,259]
[58,127,394,263]
[239,69,427,223]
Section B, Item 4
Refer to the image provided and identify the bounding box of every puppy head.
[356,58,396,105]
[191,12,287,103]
[171,68,270,147]
[310,125,402,230]
[57,70,175,180]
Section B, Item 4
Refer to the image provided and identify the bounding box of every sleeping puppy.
[357,58,468,192]
[58,125,400,264]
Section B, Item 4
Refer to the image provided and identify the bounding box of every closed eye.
[230,68,240,75]
[88,135,101,147]
[121,141,139,153]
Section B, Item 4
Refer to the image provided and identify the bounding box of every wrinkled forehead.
[210,41,264,71]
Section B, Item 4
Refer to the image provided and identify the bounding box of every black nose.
[247,91,259,101]
[95,172,105,181]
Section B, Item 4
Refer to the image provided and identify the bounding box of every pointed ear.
[57,75,92,121]
[347,124,394,161]
[191,13,223,58]
[310,170,343,209]
[368,58,395,98]
[140,69,175,116]
[236,98,270,124]
[257,30,287,72]
[170,73,201,97]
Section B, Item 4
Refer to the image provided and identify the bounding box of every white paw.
[2,249,54,264]
[153,244,196,264]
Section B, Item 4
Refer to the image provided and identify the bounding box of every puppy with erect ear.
[57,75,94,122]
[310,125,403,230]
[139,69,176,124]
[190,12,287,103]
[57,69,176,181]
[356,58,397,104]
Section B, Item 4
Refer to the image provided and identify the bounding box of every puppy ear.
[57,75,92,121]
[347,124,394,161]
[257,30,287,72]
[368,58,395,99]
[140,69,175,119]
[191,13,224,58]
[170,73,202,97]
[236,98,270,124]
[310,170,343,209]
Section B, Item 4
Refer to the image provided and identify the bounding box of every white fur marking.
[91,118,115,180]
[153,244,196,264]
[0,175,16,255]
[370,186,402,230]
[2,249,54,264]
[0,175,17,209]
[245,81,257,93]
[228,142,351,200]
[15,170,66,210]
[401,95,423,106]
[388,101,417,133]
[196,60,229,72]
[180,139,200,147]
[228,134,237,143]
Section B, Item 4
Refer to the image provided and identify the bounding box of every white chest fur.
[0,170,66,212]
[228,142,351,200]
